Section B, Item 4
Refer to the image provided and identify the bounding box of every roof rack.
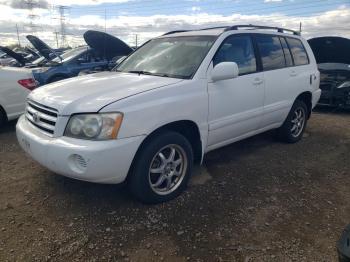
[225,24,300,35]
[163,26,229,36]
[163,24,300,36]
[163,30,190,36]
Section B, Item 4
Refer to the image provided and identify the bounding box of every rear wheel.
[277,99,308,143]
[128,131,193,204]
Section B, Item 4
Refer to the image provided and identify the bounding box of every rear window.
[255,35,286,71]
[286,37,309,66]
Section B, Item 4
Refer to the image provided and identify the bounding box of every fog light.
[68,154,87,173]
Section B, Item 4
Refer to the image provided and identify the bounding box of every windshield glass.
[52,47,88,63]
[116,36,216,79]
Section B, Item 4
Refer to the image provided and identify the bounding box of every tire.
[277,99,308,143]
[0,107,7,128]
[128,131,194,204]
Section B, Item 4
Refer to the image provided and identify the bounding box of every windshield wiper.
[127,70,153,75]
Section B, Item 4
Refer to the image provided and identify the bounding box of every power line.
[68,0,348,14]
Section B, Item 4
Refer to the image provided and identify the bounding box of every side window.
[279,37,293,67]
[255,35,286,71]
[286,37,309,66]
[213,35,257,75]
[77,52,91,63]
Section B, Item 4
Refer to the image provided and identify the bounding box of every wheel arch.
[296,91,312,118]
[127,120,203,182]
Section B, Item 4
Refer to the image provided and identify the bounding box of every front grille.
[25,100,58,136]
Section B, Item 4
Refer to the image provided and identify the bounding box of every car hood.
[83,30,133,60]
[0,46,26,66]
[308,37,350,65]
[26,35,62,61]
[29,72,183,115]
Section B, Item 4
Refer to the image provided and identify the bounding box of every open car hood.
[0,46,26,66]
[26,35,62,61]
[308,37,350,65]
[83,30,133,60]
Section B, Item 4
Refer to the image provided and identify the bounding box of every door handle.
[253,78,263,85]
[290,71,297,77]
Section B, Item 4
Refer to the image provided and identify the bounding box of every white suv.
[16,25,321,203]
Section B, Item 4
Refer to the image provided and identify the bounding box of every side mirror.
[211,62,239,82]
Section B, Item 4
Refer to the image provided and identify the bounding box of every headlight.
[64,113,123,140]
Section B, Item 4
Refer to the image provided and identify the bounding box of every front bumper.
[16,115,145,184]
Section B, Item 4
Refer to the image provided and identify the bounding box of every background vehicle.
[0,49,19,66]
[0,67,37,127]
[28,31,133,85]
[308,36,350,108]
[16,25,321,203]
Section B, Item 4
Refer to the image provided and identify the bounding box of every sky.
[0,0,349,48]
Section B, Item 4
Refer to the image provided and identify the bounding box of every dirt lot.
[0,110,349,262]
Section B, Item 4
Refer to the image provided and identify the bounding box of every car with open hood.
[16,25,321,203]
[0,46,27,67]
[28,31,133,85]
[308,36,350,108]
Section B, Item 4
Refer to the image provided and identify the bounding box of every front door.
[207,34,265,149]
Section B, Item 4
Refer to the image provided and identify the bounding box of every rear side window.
[279,37,293,67]
[213,35,257,75]
[255,35,286,71]
[286,37,309,66]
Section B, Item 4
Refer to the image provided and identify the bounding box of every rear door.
[285,37,315,92]
[254,34,296,127]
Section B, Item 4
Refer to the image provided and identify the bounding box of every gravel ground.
[0,110,349,262]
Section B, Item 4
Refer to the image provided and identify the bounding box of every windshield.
[52,47,88,63]
[116,36,216,79]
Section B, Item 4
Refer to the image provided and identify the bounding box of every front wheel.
[277,100,308,143]
[128,131,193,204]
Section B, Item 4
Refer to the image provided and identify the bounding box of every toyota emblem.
[32,112,40,122]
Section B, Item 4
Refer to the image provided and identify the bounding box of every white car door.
[255,35,313,128]
[207,34,265,150]
[254,34,295,127]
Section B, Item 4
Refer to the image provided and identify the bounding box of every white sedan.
[0,66,37,126]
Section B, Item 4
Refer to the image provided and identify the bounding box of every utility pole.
[53,31,59,48]
[299,22,302,34]
[135,34,138,48]
[57,5,69,47]
[16,24,21,47]
[24,0,40,34]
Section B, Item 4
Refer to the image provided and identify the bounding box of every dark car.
[308,36,350,108]
[27,30,133,85]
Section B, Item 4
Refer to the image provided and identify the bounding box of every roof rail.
[225,24,300,35]
[163,26,229,36]
[163,30,189,36]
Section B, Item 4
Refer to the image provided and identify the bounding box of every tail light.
[18,78,37,91]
